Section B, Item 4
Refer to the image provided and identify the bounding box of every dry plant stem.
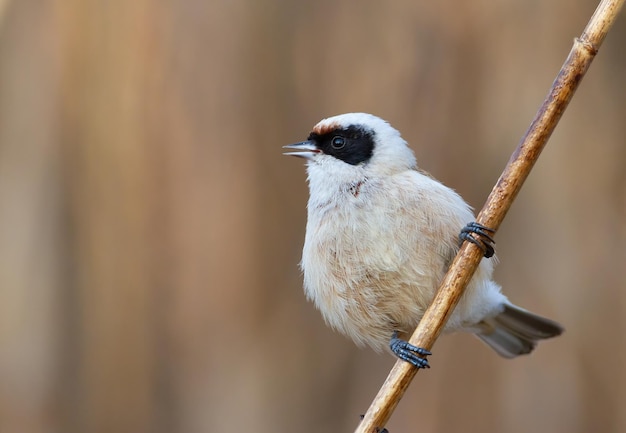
[356,1,624,432]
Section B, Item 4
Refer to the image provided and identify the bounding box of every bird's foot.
[459,222,496,258]
[389,331,431,369]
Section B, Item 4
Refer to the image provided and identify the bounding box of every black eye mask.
[308,126,375,166]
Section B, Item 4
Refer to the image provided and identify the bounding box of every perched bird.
[284,112,563,368]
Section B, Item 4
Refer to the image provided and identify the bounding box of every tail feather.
[476,304,563,358]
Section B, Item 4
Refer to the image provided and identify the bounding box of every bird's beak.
[283,140,320,159]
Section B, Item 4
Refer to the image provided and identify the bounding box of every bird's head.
[284,113,417,178]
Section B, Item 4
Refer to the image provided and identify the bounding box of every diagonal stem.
[356,1,624,432]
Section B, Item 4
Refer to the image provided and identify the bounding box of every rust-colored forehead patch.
[311,121,340,136]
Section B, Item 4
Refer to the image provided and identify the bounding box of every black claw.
[389,331,431,369]
[459,222,496,258]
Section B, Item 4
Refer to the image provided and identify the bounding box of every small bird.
[284,112,563,368]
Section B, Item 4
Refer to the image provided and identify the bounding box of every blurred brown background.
[0,1,625,432]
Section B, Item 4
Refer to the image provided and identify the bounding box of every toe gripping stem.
[459,222,496,258]
[389,331,431,369]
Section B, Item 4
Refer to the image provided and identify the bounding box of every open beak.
[283,140,320,159]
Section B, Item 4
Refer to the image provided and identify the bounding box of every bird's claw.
[459,222,496,258]
[389,332,431,369]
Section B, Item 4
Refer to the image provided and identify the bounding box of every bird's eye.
[331,136,346,149]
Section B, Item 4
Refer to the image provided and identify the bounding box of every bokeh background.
[1,1,625,432]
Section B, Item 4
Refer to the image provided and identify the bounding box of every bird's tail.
[475,303,563,358]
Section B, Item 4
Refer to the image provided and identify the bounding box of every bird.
[284,112,563,368]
